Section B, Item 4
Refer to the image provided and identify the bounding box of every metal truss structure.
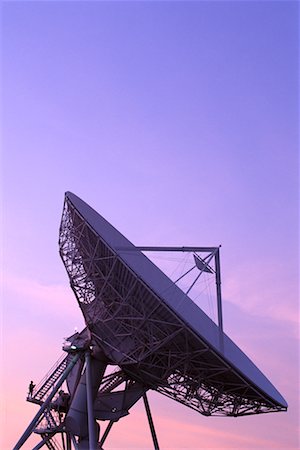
[14,192,287,449]
[14,336,159,450]
[58,195,285,418]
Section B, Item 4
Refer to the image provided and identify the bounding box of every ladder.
[99,371,125,393]
[40,433,61,450]
[30,354,69,404]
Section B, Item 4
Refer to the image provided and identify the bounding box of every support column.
[85,351,96,450]
[66,434,72,450]
[32,435,54,450]
[143,393,160,450]
[99,420,114,448]
[215,248,224,351]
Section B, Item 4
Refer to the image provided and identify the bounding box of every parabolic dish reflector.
[59,192,287,417]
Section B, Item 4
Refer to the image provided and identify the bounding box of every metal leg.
[32,435,54,450]
[66,433,72,450]
[143,393,160,450]
[61,431,66,450]
[99,420,114,448]
[85,351,97,450]
[13,352,81,450]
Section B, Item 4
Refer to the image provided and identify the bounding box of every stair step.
[40,434,60,450]
[32,358,69,402]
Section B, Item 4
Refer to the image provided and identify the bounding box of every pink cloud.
[2,271,85,332]
[223,259,299,328]
[2,271,298,449]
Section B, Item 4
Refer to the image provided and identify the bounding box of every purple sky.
[1,1,299,449]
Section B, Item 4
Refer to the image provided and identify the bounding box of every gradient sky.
[1,1,299,449]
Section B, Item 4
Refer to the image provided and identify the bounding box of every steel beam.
[99,420,114,448]
[143,393,160,450]
[136,246,219,253]
[215,249,224,342]
[32,435,54,450]
[85,351,97,450]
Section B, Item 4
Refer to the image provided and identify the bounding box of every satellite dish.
[14,192,287,450]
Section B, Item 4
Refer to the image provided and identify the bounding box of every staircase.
[44,408,59,429]
[27,354,72,450]
[99,370,125,393]
[35,408,63,449]
[29,354,69,404]
[40,433,62,450]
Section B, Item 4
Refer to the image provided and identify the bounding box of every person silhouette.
[28,380,35,397]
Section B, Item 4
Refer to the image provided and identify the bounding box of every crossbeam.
[136,246,220,253]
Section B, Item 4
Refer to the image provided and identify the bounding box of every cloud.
[223,259,299,326]
[103,402,294,449]
[3,272,73,307]
[2,271,298,449]
[2,271,85,327]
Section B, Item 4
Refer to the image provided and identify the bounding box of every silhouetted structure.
[14,192,287,450]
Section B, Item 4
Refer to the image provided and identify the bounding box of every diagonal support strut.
[143,393,160,450]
